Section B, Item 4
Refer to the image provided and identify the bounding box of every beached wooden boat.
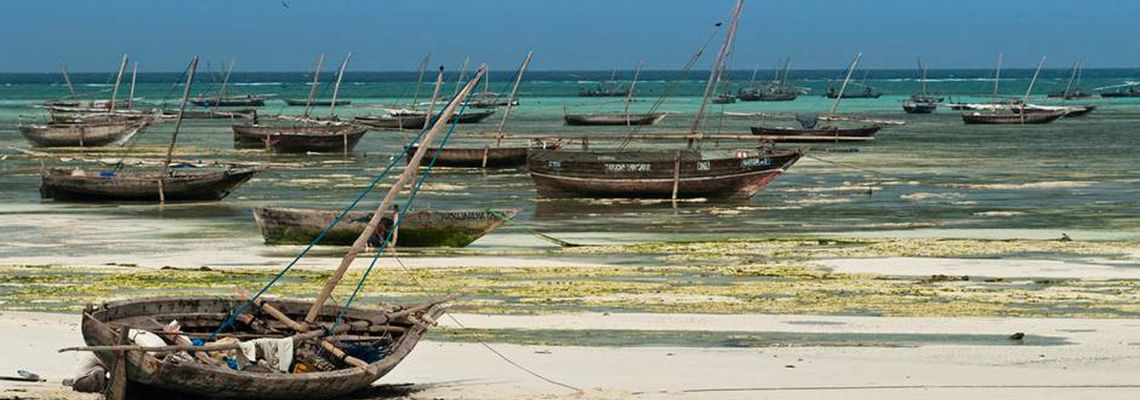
[40,166,259,202]
[528,148,802,199]
[18,118,151,147]
[354,110,495,130]
[253,207,519,247]
[750,124,883,139]
[80,296,444,400]
[563,112,667,126]
[189,95,266,107]
[232,121,367,153]
[283,98,351,107]
[961,110,1067,124]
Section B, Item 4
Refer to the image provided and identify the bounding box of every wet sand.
[3,311,1139,400]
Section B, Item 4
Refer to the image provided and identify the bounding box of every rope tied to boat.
[482,207,582,247]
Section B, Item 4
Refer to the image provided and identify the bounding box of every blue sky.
[1,0,1135,72]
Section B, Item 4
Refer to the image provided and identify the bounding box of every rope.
[483,208,582,247]
[209,109,440,338]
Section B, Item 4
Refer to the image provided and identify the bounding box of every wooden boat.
[1099,87,1140,98]
[189,95,266,107]
[231,121,368,153]
[253,207,519,247]
[750,124,883,139]
[1012,104,1096,118]
[80,296,444,400]
[737,87,798,102]
[961,110,1067,124]
[18,118,151,147]
[528,148,802,200]
[825,86,880,99]
[903,100,938,114]
[283,98,351,107]
[40,166,259,202]
[354,110,495,130]
[173,108,257,120]
[712,93,737,104]
[1048,60,1091,99]
[563,112,666,126]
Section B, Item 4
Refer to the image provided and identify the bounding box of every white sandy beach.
[3,311,1139,400]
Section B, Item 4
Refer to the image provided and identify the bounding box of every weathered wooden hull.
[526,149,802,200]
[749,125,883,139]
[253,207,519,247]
[738,91,798,102]
[40,167,259,202]
[232,124,367,153]
[903,101,938,114]
[1013,105,1096,118]
[189,97,266,107]
[407,141,565,168]
[283,99,352,107]
[82,296,441,400]
[175,109,257,120]
[18,119,149,147]
[961,111,1066,124]
[563,112,667,126]
[355,111,495,130]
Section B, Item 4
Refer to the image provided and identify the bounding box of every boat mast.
[748,65,759,86]
[688,0,744,149]
[828,52,862,115]
[302,54,325,118]
[422,66,445,131]
[304,66,488,324]
[495,51,534,144]
[60,63,76,97]
[780,57,792,84]
[109,54,129,112]
[218,59,236,102]
[410,52,431,109]
[992,53,1003,102]
[1062,59,1078,99]
[623,60,644,117]
[328,53,351,116]
[159,56,199,204]
[918,57,927,96]
[1024,55,1046,102]
[452,56,470,97]
[127,62,138,110]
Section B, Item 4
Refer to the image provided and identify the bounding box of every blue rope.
[328,89,473,331]
[210,111,442,338]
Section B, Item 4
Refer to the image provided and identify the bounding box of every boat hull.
[232,124,367,153]
[961,111,1067,124]
[563,112,667,126]
[903,101,938,114]
[749,125,883,139]
[407,141,563,168]
[40,167,259,202]
[526,149,801,200]
[189,97,265,107]
[82,296,440,400]
[18,119,149,147]
[355,111,495,130]
[252,207,519,247]
[283,99,352,107]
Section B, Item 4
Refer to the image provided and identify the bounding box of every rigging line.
[617,21,723,151]
[804,153,894,178]
[388,250,583,393]
[637,383,1140,395]
[209,115,440,338]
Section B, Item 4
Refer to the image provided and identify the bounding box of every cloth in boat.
[128,329,167,351]
[236,338,294,373]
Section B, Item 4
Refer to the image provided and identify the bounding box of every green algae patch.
[432,328,1071,348]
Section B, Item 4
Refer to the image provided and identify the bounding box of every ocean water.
[1,68,1139,255]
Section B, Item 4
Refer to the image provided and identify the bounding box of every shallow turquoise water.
[0,69,1138,254]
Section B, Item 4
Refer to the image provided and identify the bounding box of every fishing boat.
[19,118,152,147]
[1047,60,1092,99]
[962,110,1068,124]
[737,58,800,102]
[529,0,803,200]
[577,67,631,97]
[563,112,667,126]
[189,94,266,107]
[1098,85,1140,98]
[903,58,940,114]
[355,109,495,130]
[752,54,886,141]
[282,98,351,107]
[1012,104,1096,117]
[232,120,368,153]
[825,85,880,99]
[233,54,367,153]
[41,57,260,203]
[174,108,258,120]
[712,92,737,104]
[253,207,519,247]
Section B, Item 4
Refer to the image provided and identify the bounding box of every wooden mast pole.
[127,62,137,110]
[452,57,469,97]
[992,53,1003,103]
[495,51,533,145]
[304,66,487,324]
[159,56,199,204]
[422,66,445,131]
[1024,55,1046,102]
[302,54,325,118]
[60,63,76,97]
[829,52,862,115]
[688,0,744,150]
[918,57,927,96]
[328,53,352,116]
[1062,59,1078,100]
[410,53,431,109]
[109,54,129,112]
[217,59,236,104]
[623,60,644,125]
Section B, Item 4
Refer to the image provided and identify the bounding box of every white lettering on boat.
[740,158,770,167]
[605,163,651,172]
[697,161,711,171]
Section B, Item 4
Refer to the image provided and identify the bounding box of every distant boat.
[961,110,1067,124]
[1047,60,1092,99]
[903,58,940,114]
[578,68,631,97]
[252,207,519,247]
[282,98,351,107]
[825,85,880,99]
[189,95,266,107]
[712,92,737,104]
[563,112,667,126]
[41,166,259,202]
[1012,104,1096,118]
[232,119,367,153]
[355,109,495,130]
[903,100,938,114]
[738,58,800,102]
[19,118,151,147]
[753,54,886,141]
[1099,85,1140,98]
